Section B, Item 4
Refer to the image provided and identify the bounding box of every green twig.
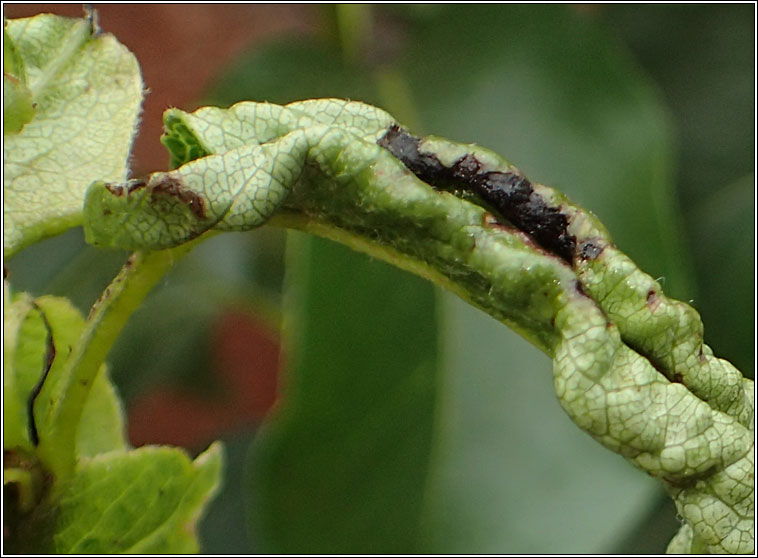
[34,240,201,484]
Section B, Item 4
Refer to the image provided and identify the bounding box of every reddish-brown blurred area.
[3,3,316,175]
[128,311,281,449]
[4,4,307,449]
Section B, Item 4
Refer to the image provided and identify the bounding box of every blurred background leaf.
[247,234,438,554]
[605,4,754,376]
[4,3,753,554]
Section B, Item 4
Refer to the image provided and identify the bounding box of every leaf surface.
[3,13,142,256]
[249,234,439,553]
[3,293,126,456]
[53,443,223,553]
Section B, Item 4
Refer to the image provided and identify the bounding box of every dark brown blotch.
[106,176,207,220]
[578,240,604,261]
[378,125,577,263]
[27,303,56,446]
[105,178,146,197]
[377,124,449,183]
[573,279,588,297]
[104,183,124,196]
[475,171,575,262]
[127,180,147,194]
[149,176,207,220]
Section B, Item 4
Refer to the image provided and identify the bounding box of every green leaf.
[3,292,40,451]
[3,282,222,555]
[3,13,142,257]
[249,234,438,553]
[2,292,127,457]
[32,296,127,459]
[4,25,28,80]
[22,443,223,553]
[686,173,754,376]
[120,443,224,553]
[75,364,127,458]
[3,26,35,133]
[3,72,36,134]
[3,290,127,536]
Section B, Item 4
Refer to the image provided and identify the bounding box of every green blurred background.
[4,4,754,554]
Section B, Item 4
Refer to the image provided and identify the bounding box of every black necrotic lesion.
[377,124,576,263]
[27,303,56,446]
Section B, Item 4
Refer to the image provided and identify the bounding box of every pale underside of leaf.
[3,14,143,257]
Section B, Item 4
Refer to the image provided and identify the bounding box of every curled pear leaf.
[83,98,753,553]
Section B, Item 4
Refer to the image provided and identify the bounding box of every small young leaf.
[3,25,28,81]
[2,293,127,457]
[3,292,40,451]
[3,26,35,133]
[3,73,36,134]
[75,365,127,458]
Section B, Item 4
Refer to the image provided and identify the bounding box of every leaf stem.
[34,239,201,484]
